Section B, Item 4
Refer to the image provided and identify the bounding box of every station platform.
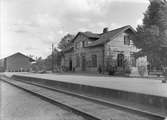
[4,72,167,97]
[1,72,167,116]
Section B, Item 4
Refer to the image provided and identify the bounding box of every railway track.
[0,81,87,120]
[0,76,166,120]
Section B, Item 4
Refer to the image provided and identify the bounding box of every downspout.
[102,45,105,74]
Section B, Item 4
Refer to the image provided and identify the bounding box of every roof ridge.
[1,52,34,61]
[107,25,131,33]
[86,25,135,47]
[81,31,100,35]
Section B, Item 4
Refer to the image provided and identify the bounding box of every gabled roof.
[87,25,135,47]
[81,32,100,39]
[62,25,135,52]
[71,31,100,42]
[2,52,35,62]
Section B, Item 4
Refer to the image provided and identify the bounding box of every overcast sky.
[0,0,150,59]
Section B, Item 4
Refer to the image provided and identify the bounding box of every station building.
[0,52,34,72]
[61,25,148,74]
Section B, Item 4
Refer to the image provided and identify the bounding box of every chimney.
[103,27,108,33]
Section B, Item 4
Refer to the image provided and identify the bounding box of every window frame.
[124,35,130,45]
[91,55,97,67]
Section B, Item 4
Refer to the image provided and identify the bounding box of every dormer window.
[124,35,130,45]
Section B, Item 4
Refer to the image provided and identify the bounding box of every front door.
[81,56,86,71]
[69,59,72,71]
[117,54,124,67]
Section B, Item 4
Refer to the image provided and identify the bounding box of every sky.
[0,0,150,59]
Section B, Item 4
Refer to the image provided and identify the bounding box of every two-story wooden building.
[62,25,147,74]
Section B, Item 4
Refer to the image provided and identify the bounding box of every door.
[117,54,124,67]
[69,59,72,71]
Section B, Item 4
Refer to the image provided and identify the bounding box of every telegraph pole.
[52,43,54,72]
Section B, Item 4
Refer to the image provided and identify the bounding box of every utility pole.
[52,43,54,72]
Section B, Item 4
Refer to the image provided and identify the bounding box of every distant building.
[61,25,148,75]
[0,52,34,72]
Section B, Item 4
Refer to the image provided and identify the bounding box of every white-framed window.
[87,41,92,44]
[92,55,97,67]
[82,41,86,47]
[124,35,130,45]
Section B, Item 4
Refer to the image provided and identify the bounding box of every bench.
[149,71,163,77]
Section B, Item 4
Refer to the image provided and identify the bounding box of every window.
[76,55,80,67]
[92,55,97,67]
[87,41,92,45]
[124,35,130,45]
[82,41,86,47]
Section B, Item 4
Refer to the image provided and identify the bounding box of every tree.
[52,48,62,67]
[31,57,45,71]
[133,1,167,69]
[44,55,52,70]
[28,54,34,59]
[58,34,75,50]
[44,48,63,71]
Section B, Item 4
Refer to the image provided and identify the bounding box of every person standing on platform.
[162,67,167,83]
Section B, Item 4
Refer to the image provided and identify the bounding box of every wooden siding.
[63,34,104,72]
[62,28,148,75]
[5,53,31,72]
[104,32,138,66]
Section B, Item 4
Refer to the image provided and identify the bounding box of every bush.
[125,67,131,74]
[98,65,102,73]
[106,57,117,75]
[108,66,116,75]
[138,66,146,76]
[123,59,131,74]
